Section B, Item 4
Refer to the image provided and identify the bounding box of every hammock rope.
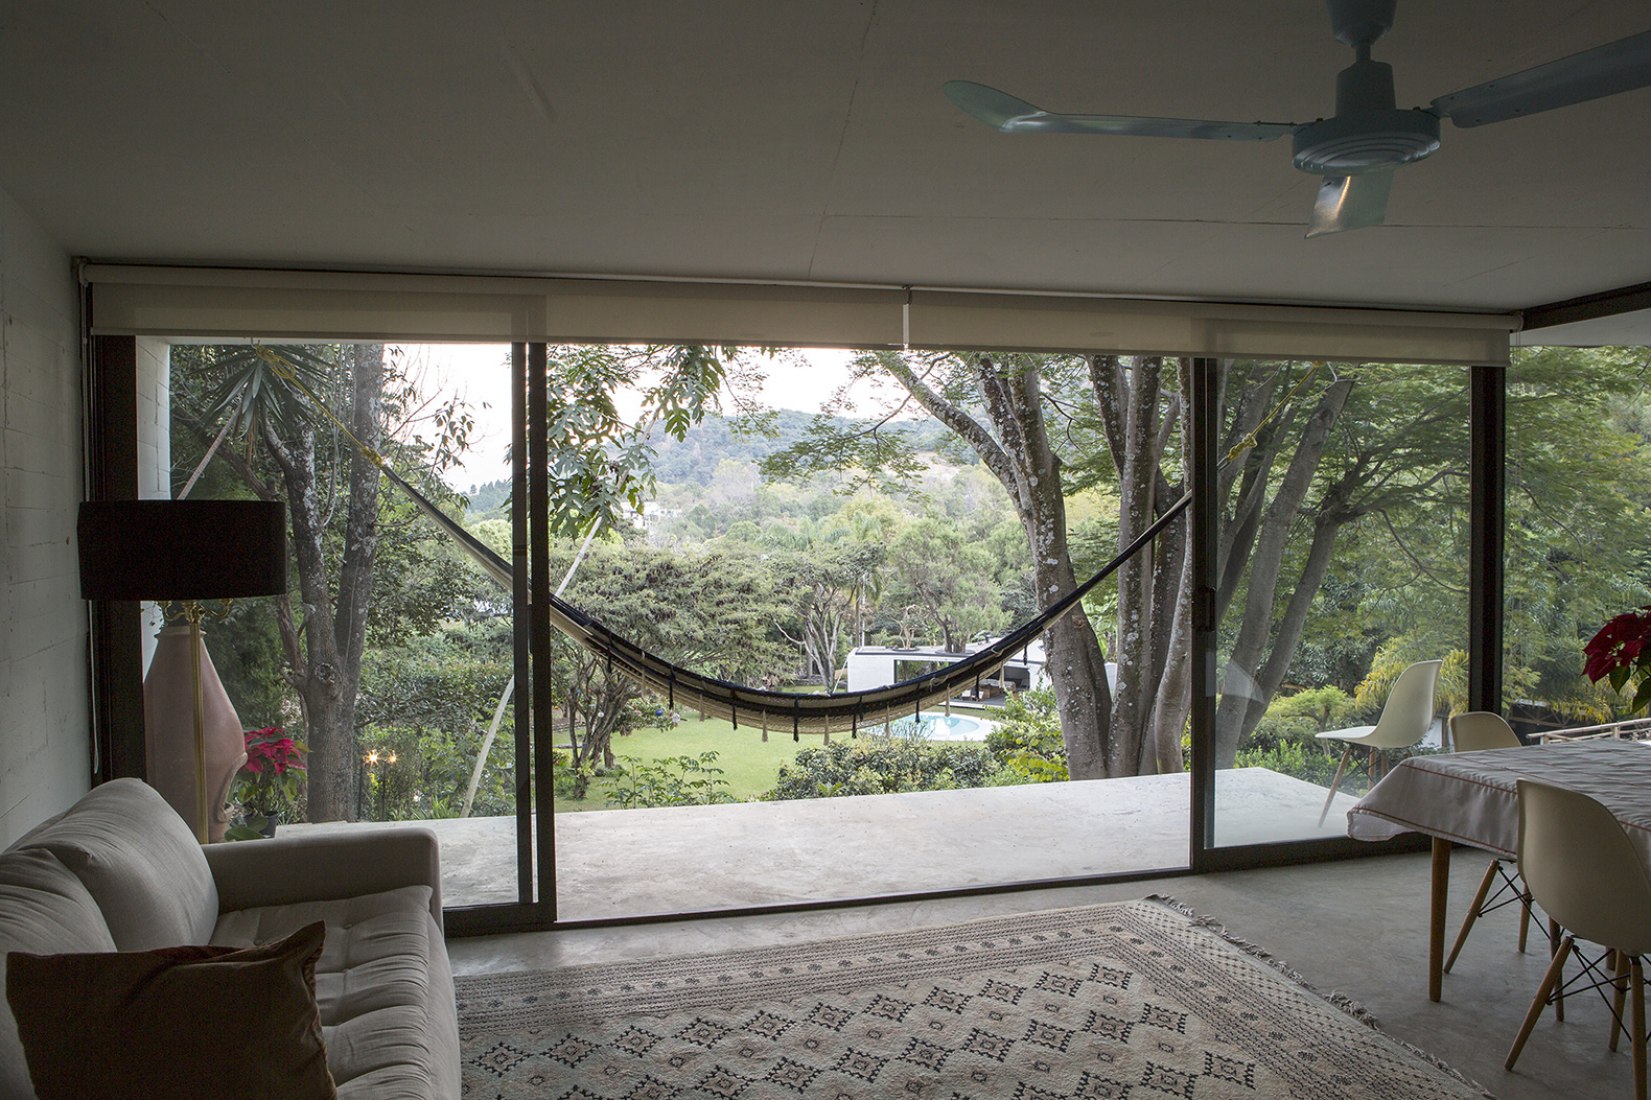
[252,345,1193,735]
[389,459,1189,734]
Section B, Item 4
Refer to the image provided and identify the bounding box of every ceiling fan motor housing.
[1293,58,1441,174]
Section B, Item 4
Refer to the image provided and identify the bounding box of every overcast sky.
[407,344,868,491]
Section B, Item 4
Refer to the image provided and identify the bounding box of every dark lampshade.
[78,500,289,601]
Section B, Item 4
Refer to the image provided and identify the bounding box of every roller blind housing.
[83,265,1517,365]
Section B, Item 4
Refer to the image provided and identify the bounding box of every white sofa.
[0,778,460,1098]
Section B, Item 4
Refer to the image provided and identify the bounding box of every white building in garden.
[844,638,1055,699]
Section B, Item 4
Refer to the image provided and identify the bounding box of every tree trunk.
[1212,376,1353,766]
[880,353,1115,778]
[265,344,385,821]
[1088,357,1196,775]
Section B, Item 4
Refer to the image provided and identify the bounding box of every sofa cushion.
[7,921,335,1100]
[14,778,217,950]
[213,885,459,1100]
[0,848,118,1100]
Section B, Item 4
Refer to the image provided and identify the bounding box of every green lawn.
[552,714,818,811]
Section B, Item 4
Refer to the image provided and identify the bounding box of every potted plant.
[227,727,308,840]
[1584,606,1651,713]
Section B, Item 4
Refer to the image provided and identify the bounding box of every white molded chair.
[1443,712,1532,972]
[1315,659,1442,826]
[1506,780,1651,1099]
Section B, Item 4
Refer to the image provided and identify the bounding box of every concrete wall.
[0,185,88,845]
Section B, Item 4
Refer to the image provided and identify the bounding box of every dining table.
[1346,737,1651,1001]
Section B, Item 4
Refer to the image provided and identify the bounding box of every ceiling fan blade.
[942,81,1296,141]
[1306,171,1394,238]
[1431,29,1651,128]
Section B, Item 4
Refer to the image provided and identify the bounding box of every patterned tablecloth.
[1347,738,1651,860]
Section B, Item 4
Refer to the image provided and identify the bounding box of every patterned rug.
[455,897,1487,1099]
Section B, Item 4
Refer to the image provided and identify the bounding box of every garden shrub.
[766,737,996,800]
[606,751,735,808]
[1241,715,1321,755]
[1265,684,1357,728]
[982,688,1068,784]
[1234,739,1345,788]
[552,750,592,801]
[358,724,502,821]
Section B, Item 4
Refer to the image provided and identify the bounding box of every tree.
[885,516,1005,652]
[772,544,882,686]
[171,343,473,821]
[552,541,792,769]
[762,352,1468,777]
[765,351,1157,779]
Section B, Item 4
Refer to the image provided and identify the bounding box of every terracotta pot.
[144,623,248,843]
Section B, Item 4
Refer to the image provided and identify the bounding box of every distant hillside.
[462,479,510,520]
[650,410,961,486]
[458,409,968,515]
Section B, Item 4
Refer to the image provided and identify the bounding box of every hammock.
[384,464,1190,739]
[253,344,1193,739]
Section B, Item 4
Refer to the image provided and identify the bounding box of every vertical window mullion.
[1468,365,1506,716]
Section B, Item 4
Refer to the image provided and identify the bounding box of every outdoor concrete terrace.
[288,767,1359,920]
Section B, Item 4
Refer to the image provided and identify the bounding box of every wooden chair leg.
[1634,957,1646,1100]
[1318,745,1354,826]
[1612,949,1631,1053]
[1508,935,1574,1070]
[1445,859,1499,973]
[1518,887,1532,954]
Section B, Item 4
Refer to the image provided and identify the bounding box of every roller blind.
[83,264,1517,365]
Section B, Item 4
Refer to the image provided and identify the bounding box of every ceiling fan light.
[1291,110,1440,174]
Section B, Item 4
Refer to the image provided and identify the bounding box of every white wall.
[135,337,170,670]
[0,184,89,845]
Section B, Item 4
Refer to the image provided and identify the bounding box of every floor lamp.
[78,500,288,843]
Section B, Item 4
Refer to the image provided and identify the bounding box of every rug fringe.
[1144,894,1495,1100]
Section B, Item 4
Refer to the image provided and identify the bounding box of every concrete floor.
[290,767,1364,918]
[448,850,1630,1099]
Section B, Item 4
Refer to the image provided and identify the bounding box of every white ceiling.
[3,1,1649,341]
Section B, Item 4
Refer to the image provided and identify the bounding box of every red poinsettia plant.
[231,726,308,822]
[1584,607,1651,714]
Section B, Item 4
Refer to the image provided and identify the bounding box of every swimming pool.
[881,711,993,742]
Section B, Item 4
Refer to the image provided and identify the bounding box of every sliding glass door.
[130,339,546,932]
[1196,358,1471,858]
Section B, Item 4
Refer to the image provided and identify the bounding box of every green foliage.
[1243,715,1320,753]
[366,485,480,646]
[1502,346,1651,720]
[230,727,308,820]
[552,751,592,801]
[982,689,1068,783]
[550,542,794,770]
[358,724,488,821]
[1234,740,1348,789]
[766,737,996,800]
[1265,685,1356,728]
[541,344,735,537]
[356,619,516,819]
[886,516,1007,650]
[606,752,735,808]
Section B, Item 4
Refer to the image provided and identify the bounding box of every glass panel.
[544,348,1191,921]
[1503,346,1651,735]
[1211,360,1469,846]
[160,342,523,908]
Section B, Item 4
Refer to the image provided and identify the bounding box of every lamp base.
[144,623,247,843]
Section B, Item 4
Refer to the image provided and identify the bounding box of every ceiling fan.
[944,0,1651,237]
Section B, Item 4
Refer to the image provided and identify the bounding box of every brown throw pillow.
[6,920,336,1100]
